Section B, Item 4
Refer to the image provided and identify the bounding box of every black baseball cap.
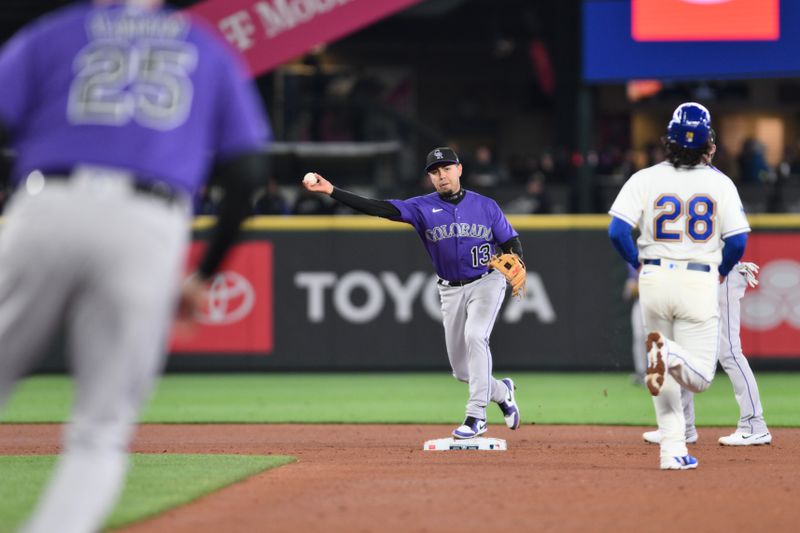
[425,147,460,172]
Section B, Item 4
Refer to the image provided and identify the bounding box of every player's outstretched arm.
[300,172,401,218]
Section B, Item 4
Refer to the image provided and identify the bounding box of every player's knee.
[451,371,469,383]
[695,381,712,393]
[681,380,711,394]
[464,331,488,349]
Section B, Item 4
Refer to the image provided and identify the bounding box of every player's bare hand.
[174,274,207,337]
[302,173,334,195]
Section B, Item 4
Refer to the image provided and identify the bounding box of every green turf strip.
[0,454,294,533]
[1,372,798,426]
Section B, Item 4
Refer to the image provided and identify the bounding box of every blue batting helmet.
[667,102,712,149]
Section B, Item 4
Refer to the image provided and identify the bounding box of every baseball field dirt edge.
[0,453,295,532]
[2,424,798,533]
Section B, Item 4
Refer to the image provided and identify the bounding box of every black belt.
[643,259,711,273]
[438,271,491,287]
[38,172,184,206]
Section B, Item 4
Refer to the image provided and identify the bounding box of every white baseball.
[303,172,318,185]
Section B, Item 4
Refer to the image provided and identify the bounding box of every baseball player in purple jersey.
[642,261,772,446]
[0,1,269,532]
[302,147,522,439]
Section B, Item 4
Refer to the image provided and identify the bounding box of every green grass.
[1,372,798,427]
[0,373,796,530]
[0,453,294,533]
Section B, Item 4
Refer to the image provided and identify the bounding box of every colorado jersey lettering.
[389,191,517,281]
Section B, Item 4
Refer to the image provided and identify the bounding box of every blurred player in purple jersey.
[302,147,523,439]
[0,1,270,531]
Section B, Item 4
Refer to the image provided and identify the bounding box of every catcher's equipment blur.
[489,253,526,297]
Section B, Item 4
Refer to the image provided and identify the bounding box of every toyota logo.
[741,260,800,331]
[196,271,255,325]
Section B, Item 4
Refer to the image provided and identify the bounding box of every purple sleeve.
[0,26,37,133]
[387,198,419,226]
[491,201,518,244]
[213,46,271,159]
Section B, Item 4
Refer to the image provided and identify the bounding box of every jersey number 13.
[653,194,716,242]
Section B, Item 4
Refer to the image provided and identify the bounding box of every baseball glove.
[489,253,526,297]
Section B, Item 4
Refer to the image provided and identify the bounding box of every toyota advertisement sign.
[164,222,636,371]
[170,241,274,354]
[161,222,800,371]
[32,219,800,372]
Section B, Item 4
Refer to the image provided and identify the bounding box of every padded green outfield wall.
[30,214,800,372]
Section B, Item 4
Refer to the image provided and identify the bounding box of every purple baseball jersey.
[389,191,518,281]
[0,3,270,196]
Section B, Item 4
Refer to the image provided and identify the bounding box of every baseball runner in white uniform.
[608,102,750,470]
[0,1,269,532]
[642,261,771,446]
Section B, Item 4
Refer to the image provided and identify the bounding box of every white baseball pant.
[638,260,720,460]
[677,268,769,435]
[0,173,189,533]
[439,270,510,420]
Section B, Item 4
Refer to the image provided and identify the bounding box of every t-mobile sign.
[188,0,423,76]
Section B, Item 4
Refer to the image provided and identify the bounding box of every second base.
[423,437,507,451]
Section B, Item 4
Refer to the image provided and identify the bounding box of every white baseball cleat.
[718,431,772,446]
[642,430,698,445]
[660,454,699,470]
[498,377,520,430]
[645,332,667,396]
[452,417,488,439]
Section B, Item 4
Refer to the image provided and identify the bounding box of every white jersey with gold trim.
[609,161,750,266]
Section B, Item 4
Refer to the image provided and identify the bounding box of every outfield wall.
[33,214,800,372]
[163,214,800,372]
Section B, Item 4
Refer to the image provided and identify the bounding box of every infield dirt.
[1,424,798,532]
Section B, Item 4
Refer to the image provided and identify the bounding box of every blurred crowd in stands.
[220,136,800,216]
[2,136,799,216]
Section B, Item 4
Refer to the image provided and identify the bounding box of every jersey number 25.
[68,40,197,131]
[653,194,716,242]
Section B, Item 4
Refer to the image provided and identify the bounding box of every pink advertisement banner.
[189,0,423,76]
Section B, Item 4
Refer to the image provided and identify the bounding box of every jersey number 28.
[653,194,716,242]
